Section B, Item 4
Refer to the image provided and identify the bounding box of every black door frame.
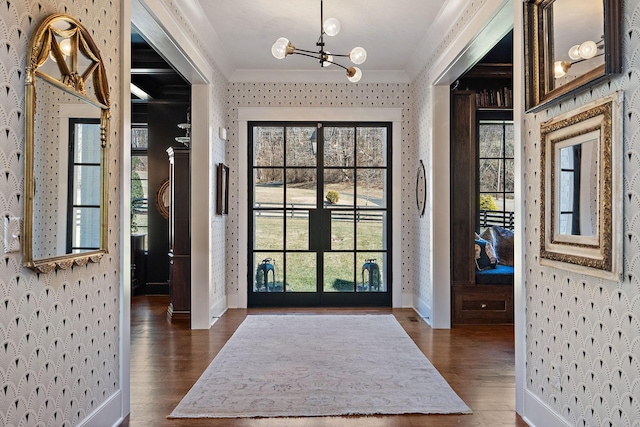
[247,121,392,307]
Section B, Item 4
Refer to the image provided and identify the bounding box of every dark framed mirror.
[524,0,622,112]
[24,14,110,273]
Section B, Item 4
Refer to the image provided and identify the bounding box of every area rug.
[168,314,471,418]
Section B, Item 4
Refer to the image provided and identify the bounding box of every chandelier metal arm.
[271,0,366,82]
[291,52,349,71]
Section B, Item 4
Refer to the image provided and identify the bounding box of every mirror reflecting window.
[24,14,110,273]
[557,137,598,237]
[540,92,622,280]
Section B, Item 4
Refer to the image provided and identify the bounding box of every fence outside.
[254,202,383,222]
[479,209,514,229]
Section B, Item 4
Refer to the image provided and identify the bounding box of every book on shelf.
[474,87,512,108]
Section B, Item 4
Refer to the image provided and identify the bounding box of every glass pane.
[356,169,385,208]
[254,169,283,207]
[324,252,355,292]
[254,211,283,250]
[324,169,353,207]
[331,211,354,250]
[286,168,316,207]
[73,121,101,163]
[504,159,514,192]
[285,252,316,292]
[253,253,283,292]
[505,123,514,157]
[72,166,101,205]
[356,127,387,167]
[131,126,148,149]
[286,127,317,166]
[131,155,148,236]
[479,159,501,192]
[357,211,385,250]
[286,211,309,250]
[479,193,504,212]
[253,126,284,167]
[324,127,354,167]
[357,253,385,292]
[70,207,100,250]
[559,213,573,235]
[478,122,504,159]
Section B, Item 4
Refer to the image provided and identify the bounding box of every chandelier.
[271,0,367,82]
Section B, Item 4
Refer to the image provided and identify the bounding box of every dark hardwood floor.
[124,295,527,426]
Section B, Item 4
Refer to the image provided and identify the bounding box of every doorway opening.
[129,28,191,299]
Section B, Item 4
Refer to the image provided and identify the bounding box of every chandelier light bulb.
[554,61,570,78]
[60,38,72,56]
[578,40,598,59]
[271,37,290,59]
[347,66,362,82]
[568,44,581,60]
[323,17,340,36]
[50,38,72,62]
[322,52,333,67]
[349,47,367,65]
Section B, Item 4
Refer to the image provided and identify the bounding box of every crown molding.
[229,68,411,84]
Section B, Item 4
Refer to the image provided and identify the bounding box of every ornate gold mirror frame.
[540,91,622,280]
[24,14,110,273]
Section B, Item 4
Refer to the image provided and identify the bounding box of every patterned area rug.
[169,314,472,418]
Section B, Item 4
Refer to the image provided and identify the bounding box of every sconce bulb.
[578,40,598,59]
[323,17,340,36]
[568,45,581,60]
[347,66,362,82]
[349,47,367,65]
[271,37,290,59]
[554,61,571,78]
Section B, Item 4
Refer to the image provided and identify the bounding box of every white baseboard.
[522,389,571,427]
[78,389,123,427]
[210,298,228,327]
[413,294,433,326]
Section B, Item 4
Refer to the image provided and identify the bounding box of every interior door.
[248,122,391,307]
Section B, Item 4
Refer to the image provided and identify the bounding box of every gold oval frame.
[156,179,170,219]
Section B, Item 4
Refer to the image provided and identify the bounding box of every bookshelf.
[455,63,513,109]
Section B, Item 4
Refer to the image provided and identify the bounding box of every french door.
[248,122,392,307]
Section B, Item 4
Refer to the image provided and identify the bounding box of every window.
[67,118,101,253]
[131,125,149,247]
[477,114,514,230]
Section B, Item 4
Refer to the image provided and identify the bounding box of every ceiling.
[131,0,512,100]
[196,0,449,78]
[131,32,190,102]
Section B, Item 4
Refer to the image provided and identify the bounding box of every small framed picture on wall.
[216,163,229,215]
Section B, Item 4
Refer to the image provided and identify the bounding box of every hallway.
[124,296,526,426]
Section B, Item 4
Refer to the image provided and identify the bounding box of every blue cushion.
[476,264,514,285]
[474,238,497,270]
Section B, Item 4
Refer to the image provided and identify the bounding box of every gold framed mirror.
[524,0,622,112]
[540,91,622,280]
[23,14,110,273]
